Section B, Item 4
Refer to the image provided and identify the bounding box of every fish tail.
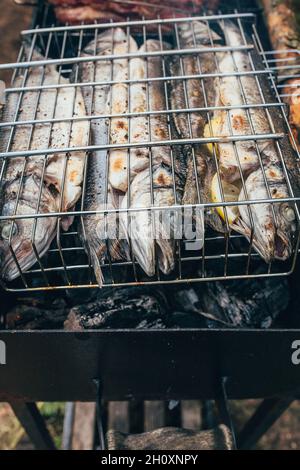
[109,239,129,261]
[89,247,104,288]
[132,237,155,277]
[130,221,155,277]
[157,239,175,275]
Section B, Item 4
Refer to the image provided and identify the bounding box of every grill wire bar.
[0,9,300,292]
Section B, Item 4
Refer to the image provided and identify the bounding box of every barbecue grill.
[0,0,300,451]
[0,1,299,291]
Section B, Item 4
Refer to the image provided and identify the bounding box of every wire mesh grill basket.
[0,8,299,291]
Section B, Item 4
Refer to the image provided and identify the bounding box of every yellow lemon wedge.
[211,173,240,224]
[203,116,222,155]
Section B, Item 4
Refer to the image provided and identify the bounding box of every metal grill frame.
[0,9,300,291]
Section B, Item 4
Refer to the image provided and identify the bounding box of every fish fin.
[110,187,124,209]
[109,240,122,261]
[133,240,155,277]
[89,247,104,288]
[61,215,74,232]
[156,239,175,275]
[128,226,155,277]
[119,239,131,261]
[109,239,130,261]
[205,209,227,233]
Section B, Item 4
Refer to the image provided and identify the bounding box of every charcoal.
[169,287,229,326]
[167,270,290,328]
[64,286,170,330]
[4,268,291,330]
[65,287,99,306]
[199,277,290,328]
[169,311,223,329]
[172,288,201,313]
[6,301,68,330]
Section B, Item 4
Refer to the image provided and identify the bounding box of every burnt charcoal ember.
[169,274,290,328]
[169,287,229,326]
[169,311,222,329]
[64,286,170,330]
[6,297,68,330]
[65,287,99,306]
[199,277,290,328]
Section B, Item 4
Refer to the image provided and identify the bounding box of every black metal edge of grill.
[1,328,300,401]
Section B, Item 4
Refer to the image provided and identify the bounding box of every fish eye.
[1,222,17,240]
[283,206,296,222]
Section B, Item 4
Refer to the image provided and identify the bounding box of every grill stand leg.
[216,377,237,450]
[94,379,106,450]
[9,402,56,450]
[201,400,216,430]
[237,396,294,450]
[62,402,75,450]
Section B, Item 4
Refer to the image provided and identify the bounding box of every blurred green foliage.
[40,402,65,449]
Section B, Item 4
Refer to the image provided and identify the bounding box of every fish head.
[233,203,276,262]
[0,175,58,281]
[273,201,297,259]
[242,200,296,262]
[232,168,296,262]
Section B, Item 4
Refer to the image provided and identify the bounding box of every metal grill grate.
[264,49,300,95]
[0,10,299,292]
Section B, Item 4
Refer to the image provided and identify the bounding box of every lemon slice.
[204,116,222,155]
[211,173,240,224]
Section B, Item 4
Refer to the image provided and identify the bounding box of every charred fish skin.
[169,21,225,233]
[0,48,89,282]
[220,20,299,261]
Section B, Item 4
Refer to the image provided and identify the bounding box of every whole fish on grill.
[0,48,89,281]
[212,20,300,186]
[214,21,300,262]
[108,29,138,192]
[78,28,131,286]
[121,40,186,276]
[169,21,225,233]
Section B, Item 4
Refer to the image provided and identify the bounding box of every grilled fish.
[109,34,177,194]
[0,49,89,281]
[211,30,267,182]
[170,21,224,233]
[108,29,138,192]
[78,30,131,286]
[218,21,300,261]
[121,40,186,276]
